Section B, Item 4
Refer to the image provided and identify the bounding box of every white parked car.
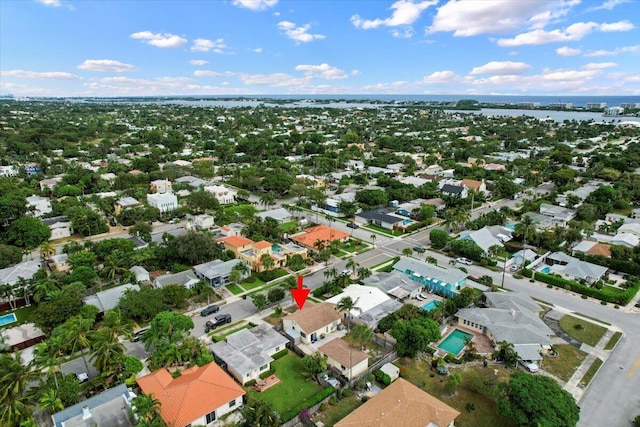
[519,359,539,373]
[456,257,473,266]
[341,269,353,276]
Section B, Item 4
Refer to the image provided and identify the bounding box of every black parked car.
[200,304,220,317]
[131,328,149,343]
[413,246,426,253]
[205,314,232,332]
[346,222,359,229]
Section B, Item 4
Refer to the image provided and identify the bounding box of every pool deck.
[432,325,494,358]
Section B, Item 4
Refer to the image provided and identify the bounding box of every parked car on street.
[456,257,473,265]
[413,246,426,253]
[205,314,232,332]
[346,222,359,229]
[200,304,220,317]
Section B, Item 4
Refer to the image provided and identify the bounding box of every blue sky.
[1,0,639,96]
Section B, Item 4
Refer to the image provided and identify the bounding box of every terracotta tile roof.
[220,235,254,247]
[335,378,460,427]
[461,179,482,190]
[284,302,340,333]
[319,338,369,368]
[291,225,349,248]
[587,243,611,258]
[253,240,272,249]
[136,363,245,427]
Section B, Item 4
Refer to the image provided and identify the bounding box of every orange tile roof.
[335,378,460,427]
[284,301,340,333]
[253,240,272,249]
[220,235,254,247]
[291,225,349,248]
[319,338,369,368]
[136,363,245,427]
[461,179,482,190]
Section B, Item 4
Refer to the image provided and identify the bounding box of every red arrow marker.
[290,275,310,310]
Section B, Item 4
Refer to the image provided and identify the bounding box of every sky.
[1,0,639,97]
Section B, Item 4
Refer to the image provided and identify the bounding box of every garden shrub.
[245,379,256,387]
[374,369,392,386]
[272,349,288,360]
[259,369,275,379]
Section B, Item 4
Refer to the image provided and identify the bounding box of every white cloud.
[587,0,631,11]
[469,66,605,92]
[351,69,361,76]
[189,60,208,66]
[497,21,632,47]
[77,59,137,72]
[391,27,415,38]
[583,62,618,70]
[277,21,325,44]
[1,69,79,79]
[422,70,459,84]
[556,46,582,56]
[625,75,640,82]
[427,0,560,36]
[253,48,263,53]
[238,72,306,87]
[584,45,640,56]
[295,63,349,80]
[194,70,236,77]
[191,38,229,53]
[351,0,437,35]
[35,0,61,7]
[231,0,278,11]
[470,61,532,75]
[130,31,187,48]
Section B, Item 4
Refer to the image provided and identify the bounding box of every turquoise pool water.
[402,219,414,225]
[505,222,516,230]
[438,329,474,355]
[0,313,17,327]
[540,266,551,274]
[272,244,281,252]
[422,300,440,311]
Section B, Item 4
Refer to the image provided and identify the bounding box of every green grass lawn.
[604,331,622,350]
[281,220,299,233]
[396,358,517,427]
[226,284,244,295]
[1,304,37,328]
[363,224,400,237]
[242,277,266,291]
[559,315,607,347]
[580,358,603,387]
[312,395,362,426]
[246,351,323,414]
[542,344,587,382]
[212,324,253,342]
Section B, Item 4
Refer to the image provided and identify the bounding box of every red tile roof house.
[136,362,245,427]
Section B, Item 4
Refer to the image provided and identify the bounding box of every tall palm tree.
[516,215,537,247]
[0,351,37,426]
[38,388,63,414]
[323,267,338,281]
[345,259,358,273]
[260,253,275,272]
[33,280,58,304]
[90,328,125,377]
[259,192,275,209]
[350,324,373,350]
[33,337,63,390]
[402,248,414,258]
[132,393,162,425]
[64,315,94,374]
[314,238,327,252]
[39,242,56,262]
[336,296,361,331]
[232,261,251,278]
[370,234,377,248]
[356,267,371,282]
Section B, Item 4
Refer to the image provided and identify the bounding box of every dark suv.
[413,246,426,253]
[200,304,220,317]
[131,328,149,343]
[346,222,359,229]
[205,314,232,332]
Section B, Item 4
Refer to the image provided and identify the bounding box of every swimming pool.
[402,219,414,225]
[540,266,551,274]
[272,244,281,252]
[505,223,516,230]
[422,300,440,311]
[0,313,17,327]
[438,329,474,355]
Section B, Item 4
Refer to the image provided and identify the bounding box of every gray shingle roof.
[83,284,140,313]
[441,184,464,194]
[51,384,133,427]
[393,258,467,285]
[356,209,403,225]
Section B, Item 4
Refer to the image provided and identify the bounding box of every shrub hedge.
[272,349,288,360]
[374,369,391,386]
[532,271,639,305]
[279,386,335,423]
[259,369,275,380]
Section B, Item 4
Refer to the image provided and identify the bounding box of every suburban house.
[39,176,63,191]
[456,292,554,361]
[283,302,341,345]
[256,207,292,224]
[204,184,237,204]
[42,216,73,240]
[0,165,18,177]
[83,284,140,314]
[1,323,45,351]
[220,222,246,237]
[193,258,247,287]
[147,191,178,213]
[26,195,52,217]
[327,285,402,322]
[218,236,287,272]
[457,225,513,254]
[136,363,245,427]
[48,254,70,273]
[609,232,640,248]
[210,324,288,385]
[325,192,357,214]
[556,181,603,207]
[153,270,200,289]
[189,213,215,230]
[355,208,405,231]
[543,252,608,284]
[175,175,209,188]
[572,241,612,258]
[521,212,555,230]
[618,222,640,237]
[539,203,577,227]
[290,225,349,251]
[0,260,42,286]
[364,271,423,300]
[319,338,369,381]
[51,384,136,427]
[150,179,172,193]
[461,178,488,194]
[114,197,142,215]
[393,257,467,297]
[440,183,468,198]
[335,378,460,427]
[129,265,150,283]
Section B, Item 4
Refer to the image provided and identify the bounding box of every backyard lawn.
[541,344,587,382]
[0,304,36,328]
[246,351,323,414]
[559,315,607,347]
[312,395,362,427]
[281,220,299,233]
[396,358,518,427]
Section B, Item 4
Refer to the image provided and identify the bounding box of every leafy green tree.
[118,287,168,323]
[67,251,97,269]
[166,231,223,265]
[402,248,413,257]
[262,170,293,195]
[159,284,190,309]
[338,200,359,219]
[252,293,268,312]
[0,186,27,228]
[497,371,579,427]
[67,206,108,237]
[302,352,328,378]
[132,393,162,425]
[0,244,22,268]
[130,221,153,242]
[242,397,280,427]
[187,190,220,214]
[267,287,285,304]
[430,229,449,250]
[143,311,194,350]
[31,295,83,333]
[6,216,51,249]
[351,324,373,350]
[63,315,94,374]
[498,340,519,368]
[391,317,441,358]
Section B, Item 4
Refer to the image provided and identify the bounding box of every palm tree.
[232,261,251,278]
[402,248,413,257]
[38,388,63,414]
[39,241,55,262]
[64,315,94,374]
[132,393,162,425]
[336,296,361,331]
[0,351,37,426]
[101,255,127,284]
[90,328,125,378]
[33,337,63,390]
[260,253,275,272]
[370,234,377,248]
[356,267,371,282]
[350,324,373,350]
[324,267,338,281]
[516,215,537,247]
[345,259,358,273]
[33,280,58,303]
[259,192,275,209]
[314,238,327,252]
[497,340,518,368]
